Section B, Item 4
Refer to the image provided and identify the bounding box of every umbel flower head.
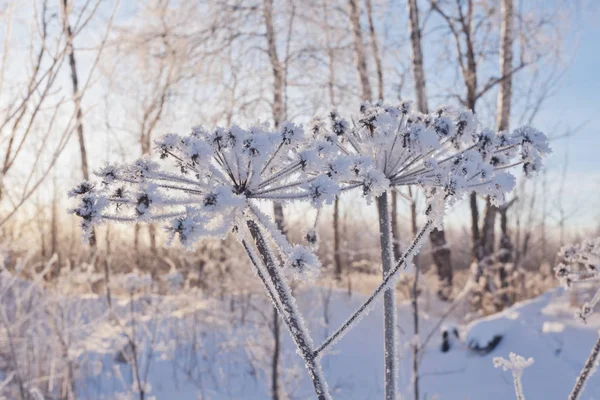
[555,238,600,322]
[312,101,550,222]
[69,121,332,281]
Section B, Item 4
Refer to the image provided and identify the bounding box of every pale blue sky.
[534,5,599,169]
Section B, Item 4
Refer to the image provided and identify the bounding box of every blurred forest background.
[2,0,599,274]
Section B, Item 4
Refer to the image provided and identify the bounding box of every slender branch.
[315,219,434,356]
[569,333,600,400]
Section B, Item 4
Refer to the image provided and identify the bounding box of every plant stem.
[569,333,600,400]
[376,192,398,400]
[245,220,331,400]
[315,220,434,356]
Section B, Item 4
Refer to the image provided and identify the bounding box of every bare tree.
[262,1,292,396]
[348,0,372,102]
[429,0,557,263]
[407,0,453,301]
[0,0,116,228]
[478,0,515,268]
[365,0,382,101]
[60,0,98,248]
[320,0,345,281]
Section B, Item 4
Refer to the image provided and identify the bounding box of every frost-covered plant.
[555,238,600,323]
[316,102,548,214]
[555,238,600,400]
[69,122,334,399]
[493,352,534,400]
[308,101,549,399]
[69,103,549,400]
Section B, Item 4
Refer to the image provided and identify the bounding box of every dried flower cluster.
[494,352,535,400]
[312,102,549,222]
[69,101,549,400]
[553,238,600,400]
[555,238,600,322]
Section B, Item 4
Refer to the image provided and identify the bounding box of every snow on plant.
[493,352,534,400]
[555,237,600,400]
[555,238,600,323]
[69,102,549,400]
[69,122,333,399]
[306,101,549,399]
[317,102,549,219]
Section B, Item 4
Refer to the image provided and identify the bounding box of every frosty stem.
[376,192,398,400]
[513,372,525,400]
[315,219,434,356]
[245,219,331,400]
[569,332,600,400]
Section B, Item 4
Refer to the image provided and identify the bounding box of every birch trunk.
[323,2,342,281]
[497,0,514,133]
[365,0,383,101]
[408,186,420,400]
[376,192,397,400]
[479,0,514,273]
[407,0,427,113]
[262,1,286,395]
[348,0,372,101]
[407,0,453,300]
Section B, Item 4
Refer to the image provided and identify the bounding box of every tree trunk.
[134,224,141,268]
[480,197,497,258]
[51,173,58,260]
[348,0,372,101]
[411,255,420,400]
[334,197,342,280]
[365,0,383,101]
[494,0,515,301]
[61,0,95,248]
[271,306,280,400]
[104,226,113,310]
[391,191,400,260]
[263,0,284,128]
[462,1,480,263]
[407,0,427,113]
[271,198,284,400]
[376,192,397,400]
[497,0,514,133]
[323,5,343,281]
[148,224,157,254]
[470,192,481,261]
[407,0,453,299]
[262,2,287,395]
[408,186,420,400]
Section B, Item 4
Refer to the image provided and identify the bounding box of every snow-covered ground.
[69,285,600,400]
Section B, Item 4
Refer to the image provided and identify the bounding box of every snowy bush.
[555,237,600,400]
[69,101,549,400]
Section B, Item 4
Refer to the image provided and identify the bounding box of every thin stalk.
[315,220,434,356]
[245,220,331,400]
[569,333,600,400]
[258,162,302,189]
[376,192,398,400]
